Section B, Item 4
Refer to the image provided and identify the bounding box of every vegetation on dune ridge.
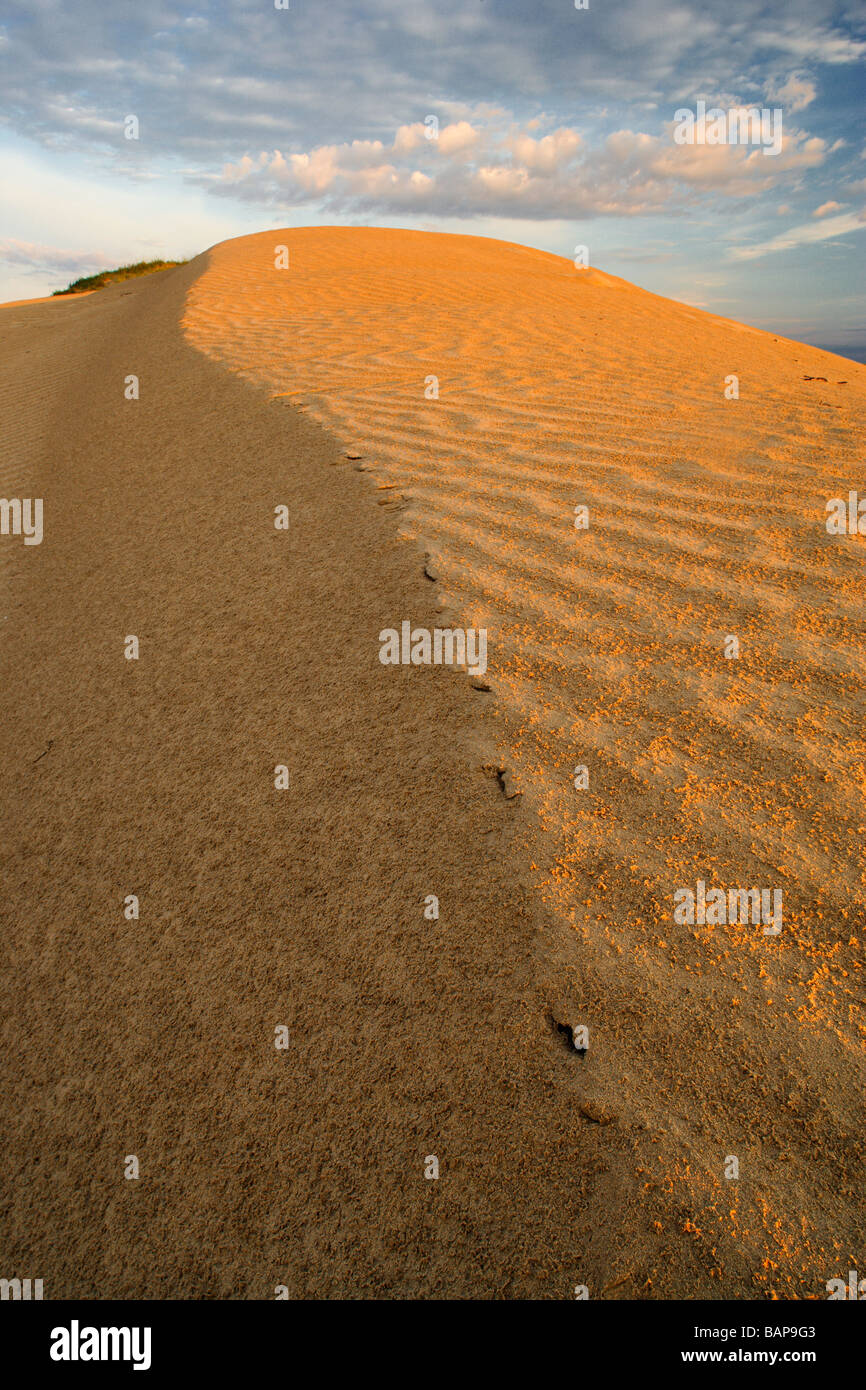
[52,259,187,296]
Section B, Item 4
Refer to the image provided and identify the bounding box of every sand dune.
[184,228,865,1293]
[1,230,862,1298]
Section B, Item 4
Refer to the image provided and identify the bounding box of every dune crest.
[184,227,865,1294]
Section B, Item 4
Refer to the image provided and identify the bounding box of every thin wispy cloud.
[0,237,113,274]
[727,207,866,259]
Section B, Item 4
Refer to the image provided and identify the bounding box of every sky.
[0,0,863,351]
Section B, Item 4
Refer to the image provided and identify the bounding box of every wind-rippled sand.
[184,228,865,1294]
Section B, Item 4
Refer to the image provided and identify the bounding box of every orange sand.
[184,228,866,1292]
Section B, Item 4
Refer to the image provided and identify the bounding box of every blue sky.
[0,0,863,350]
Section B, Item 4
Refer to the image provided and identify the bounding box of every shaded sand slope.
[0,260,699,1299]
[184,228,865,1294]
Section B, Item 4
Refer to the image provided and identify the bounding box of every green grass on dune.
[52,259,188,296]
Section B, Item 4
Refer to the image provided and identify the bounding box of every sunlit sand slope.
[184,228,865,1294]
